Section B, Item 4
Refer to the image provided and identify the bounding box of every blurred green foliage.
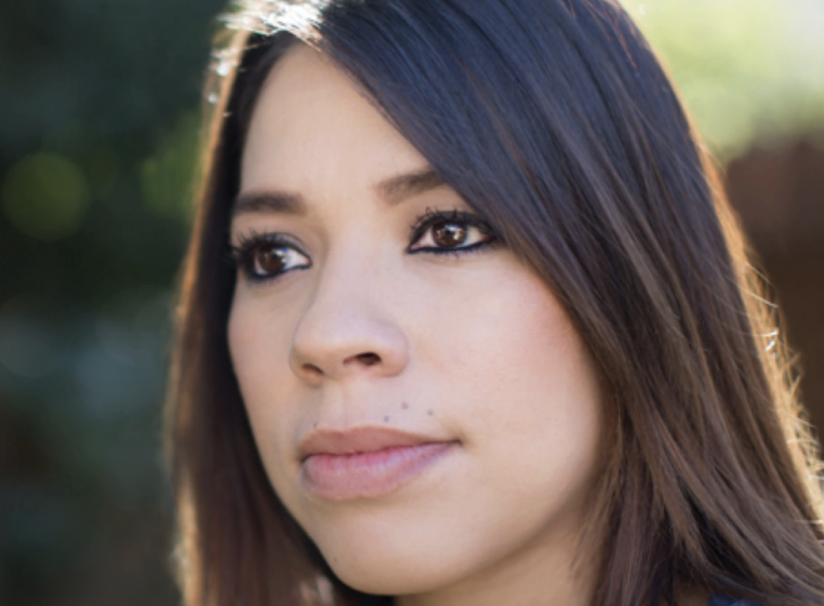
[3,154,92,240]
[0,1,822,605]
[0,1,224,604]
[625,0,824,157]
[140,111,201,221]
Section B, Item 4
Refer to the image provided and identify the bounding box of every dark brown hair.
[166,1,824,605]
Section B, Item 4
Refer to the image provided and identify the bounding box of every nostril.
[355,352,381,366]
[301,362,324,377]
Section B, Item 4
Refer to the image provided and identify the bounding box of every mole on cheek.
[401,401,409,410]
[384,416,391,423]
[427,409,434,416]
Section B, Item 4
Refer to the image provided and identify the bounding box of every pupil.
[433,221,467,247]
[255,246,286,274]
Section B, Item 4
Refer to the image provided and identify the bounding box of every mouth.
[299,426,458,501]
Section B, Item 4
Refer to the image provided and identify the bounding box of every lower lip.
[301,442,455,501]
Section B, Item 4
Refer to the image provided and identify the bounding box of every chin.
[323,547,461,598]
[304,512,478,598]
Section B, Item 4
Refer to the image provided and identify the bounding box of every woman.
[165,1,824,605]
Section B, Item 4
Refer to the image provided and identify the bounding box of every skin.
[228,44,606,606]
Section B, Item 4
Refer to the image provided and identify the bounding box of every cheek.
[227,298,299,470]
[420,265,598,415]
[228,296,318,526]
[418,265,604,504]
[228,289,298,393]
[228,301,275,402]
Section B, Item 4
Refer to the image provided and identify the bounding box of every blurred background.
[0,0,822,604]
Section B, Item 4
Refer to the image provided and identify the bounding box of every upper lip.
[298,426,442,461]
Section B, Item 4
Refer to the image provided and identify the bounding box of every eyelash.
[406,208,497,256]
[228,230,311,283]
[228,209,498,283]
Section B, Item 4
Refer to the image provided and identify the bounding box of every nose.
[289,266,410,385]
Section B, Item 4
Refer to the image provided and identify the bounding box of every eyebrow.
[377,168,447,205]
[232,191,306,218]
[231,167,447,218]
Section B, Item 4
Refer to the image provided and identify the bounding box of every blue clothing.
[709,595,763,606]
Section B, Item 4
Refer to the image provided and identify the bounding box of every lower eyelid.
[410,238,498,257]
[242,263,312,286]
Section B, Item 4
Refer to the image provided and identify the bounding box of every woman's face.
[228,45,605,604]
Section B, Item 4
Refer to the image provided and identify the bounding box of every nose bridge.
[289,241,408,382]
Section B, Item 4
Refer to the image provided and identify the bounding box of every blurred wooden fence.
[726,136,824,436]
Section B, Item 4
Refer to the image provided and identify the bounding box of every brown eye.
[252,244,289,275]
[409,210,495,254]
[432,221,469,248]
[231,237,311,282]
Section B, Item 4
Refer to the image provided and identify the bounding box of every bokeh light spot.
[140,111,198,220]
[87,144,120,198]
[2,153,92,240]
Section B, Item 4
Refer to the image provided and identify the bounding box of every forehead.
[240,44,428,197]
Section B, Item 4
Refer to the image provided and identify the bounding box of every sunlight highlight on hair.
[225,0,327,38]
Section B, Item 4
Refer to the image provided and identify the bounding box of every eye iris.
[253,245,287,275]
[432,221,468,248]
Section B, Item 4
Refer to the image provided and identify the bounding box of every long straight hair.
[166,1,824,605]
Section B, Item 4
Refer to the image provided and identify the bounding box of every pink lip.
[299,427,457,500]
